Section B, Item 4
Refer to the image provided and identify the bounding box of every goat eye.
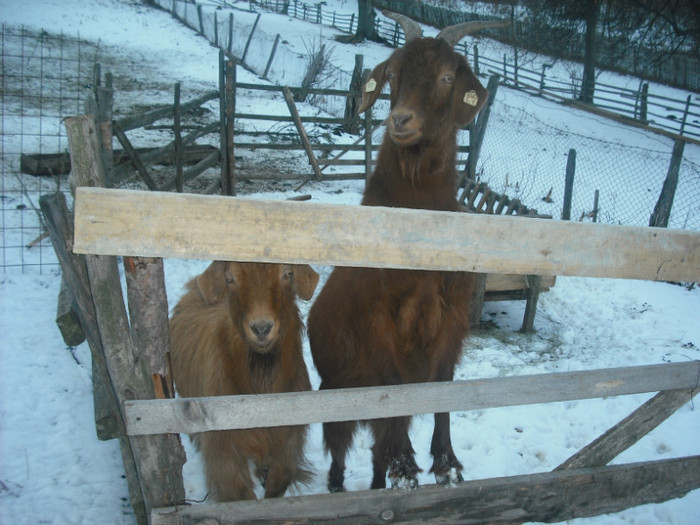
[283,269,294,281]
[387,71,395,81]
[224,273,236,285]
[442,74,454,84]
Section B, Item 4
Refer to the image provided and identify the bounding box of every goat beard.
[397,146,423,187]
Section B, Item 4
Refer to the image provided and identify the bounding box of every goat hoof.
[328,483,346,494]
[390,475,419,490]
[435,468,464,486]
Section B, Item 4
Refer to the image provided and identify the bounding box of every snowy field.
[1,1,699,524]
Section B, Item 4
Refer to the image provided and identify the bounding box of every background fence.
[1,25,99,273]
[2,2,699,273]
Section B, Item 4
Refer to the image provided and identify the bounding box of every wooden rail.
[73,187,700,282]
[125,361,699,436]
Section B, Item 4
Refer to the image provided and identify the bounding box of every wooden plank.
[150,456,700,525]
[485,273,556,292]
[283,86,323,180]
[73,188,700,282]
[556,387,699,470]
[124,361,699,436]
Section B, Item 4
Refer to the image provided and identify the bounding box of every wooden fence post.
[562,149,576,220]
[228,12,234,55]
[464,75,499,184]
[241,13,261,65]
[173,82,184,193]
[650,138,685,228]
[263,34,281,79]
[342,54,364,134]
[224,58,237,195]
[63,114,186,522]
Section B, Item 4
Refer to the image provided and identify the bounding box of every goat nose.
[250,320,273,340]
[392,110,412,130]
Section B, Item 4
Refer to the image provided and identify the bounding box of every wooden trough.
[43,116,700,524]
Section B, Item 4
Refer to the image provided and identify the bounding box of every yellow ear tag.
[365,78,377,93]
[463,90,478,106]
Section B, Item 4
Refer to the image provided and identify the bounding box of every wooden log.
[157,150,220,192]
[224,58,236,195]
[112,121,158,191]
[151,456,700,524]
[556,387,698,470]
[55,277,86,347]
[124,361,700,436]
[115,90,219,133]
[65,115,186,521]
[72,188,700,282]
[520,274,542,333]
[39,192,146,523]
[173,83,184,193]
[263,34,280,79]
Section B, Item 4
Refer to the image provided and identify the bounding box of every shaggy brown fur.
[308,22,490,492]
[170,261,319,501]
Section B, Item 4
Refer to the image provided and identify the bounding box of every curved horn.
[382,10,422,44]
[437,19,509,48]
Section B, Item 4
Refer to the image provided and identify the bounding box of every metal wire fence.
[1,25,100,273]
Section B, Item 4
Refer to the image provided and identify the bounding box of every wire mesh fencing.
[476,97,700,231]
[1,24,101,273]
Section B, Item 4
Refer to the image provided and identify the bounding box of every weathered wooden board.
[485,273,556,292]
[124,361,699,436]
[73,187,700,281]
[150,456,700,525]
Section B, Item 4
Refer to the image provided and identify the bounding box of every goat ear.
[195,261,227,305]
[292,265,319,301]
[358,60,389,114]
[454,66,488,127]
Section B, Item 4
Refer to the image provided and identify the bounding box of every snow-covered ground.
[1,1,699,524]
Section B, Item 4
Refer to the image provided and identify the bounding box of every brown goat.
[169,261,319,501]
[308,12,506,492]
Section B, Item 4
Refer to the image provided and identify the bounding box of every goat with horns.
[308,12,508,493]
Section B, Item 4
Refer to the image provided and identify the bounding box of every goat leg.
[429,412,464,485]
[323,419,356,493]
[371,416,421,489]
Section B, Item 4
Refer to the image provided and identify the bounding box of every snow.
[1,1,699,524]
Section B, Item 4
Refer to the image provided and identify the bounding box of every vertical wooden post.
[342,54,364,134]
[241,13,261,65]
[214,10,219,47]
[64,115,186,522]
[592,189,599,223]
[363,68,373,181]
[464,75,499,184]
[218,51,228,196]
[40,191,146,524]
[679,95,691,135]
[197,4,204,35]
[562,149,576,221]
[520,274,542,333]
[650,138,685,228]
[173,82,184,193]
[228,12,234,55]
[473,44,480,76]
[640,83,648,122]
[263,34,281,80]
[225,59,237,195]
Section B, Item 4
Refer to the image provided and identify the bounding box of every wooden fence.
[39,113,700,524]
[251,0,700,142]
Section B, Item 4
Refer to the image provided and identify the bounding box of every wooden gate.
[43,118,700,524]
